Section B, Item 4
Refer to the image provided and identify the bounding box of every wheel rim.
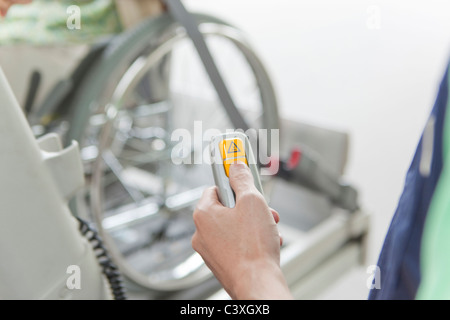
[80,22,279,291]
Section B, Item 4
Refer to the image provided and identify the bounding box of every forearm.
[230,260,293,300]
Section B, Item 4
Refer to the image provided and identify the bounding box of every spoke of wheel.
[102,149,146,203]
[102,185,206,232]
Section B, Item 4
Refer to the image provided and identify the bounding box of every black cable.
[76,217,127,300]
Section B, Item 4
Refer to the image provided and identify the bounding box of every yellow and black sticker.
[219,138,248,177]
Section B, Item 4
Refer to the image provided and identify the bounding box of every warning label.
[227,141,241,153]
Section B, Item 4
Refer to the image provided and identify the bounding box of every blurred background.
[184,0,450,298]
[1,0,450,299]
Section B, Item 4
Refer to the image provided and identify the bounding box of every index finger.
[228,162,256,197]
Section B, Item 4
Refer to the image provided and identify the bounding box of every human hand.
[191,162,292,299]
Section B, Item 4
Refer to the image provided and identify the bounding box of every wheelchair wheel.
[68,13,280,292]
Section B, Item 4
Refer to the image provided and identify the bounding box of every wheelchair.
[19,1,280,296]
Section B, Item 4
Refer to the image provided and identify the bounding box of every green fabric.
[0,0,123,45]
[417,65,450,299]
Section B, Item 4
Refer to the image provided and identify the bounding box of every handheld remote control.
[210,132,264,208]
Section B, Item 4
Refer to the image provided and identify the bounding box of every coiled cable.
[76,217,127,300]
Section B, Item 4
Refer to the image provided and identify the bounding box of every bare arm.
[191,162,293,300]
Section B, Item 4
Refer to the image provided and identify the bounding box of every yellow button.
[219,138,248,177]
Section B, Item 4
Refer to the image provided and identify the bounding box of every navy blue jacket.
[368,66,449,299]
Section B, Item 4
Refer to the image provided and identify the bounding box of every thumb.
[228,162,255,196]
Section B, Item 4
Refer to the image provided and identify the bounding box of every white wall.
[185,0,450,298]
